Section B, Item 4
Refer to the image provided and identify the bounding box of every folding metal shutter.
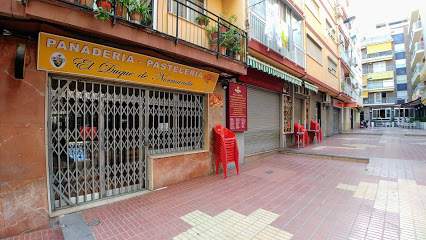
[294,97,303,125]
[245,86,280,155]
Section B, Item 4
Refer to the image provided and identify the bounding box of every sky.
[349,0,424,36]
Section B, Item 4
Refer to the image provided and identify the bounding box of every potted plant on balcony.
[220,27,240,57]
[127,0,141,23]
[207,26,218,40]
[234,46,242,60]
[195,15,210,27]
[114,0,128,18]
[94,2,112,23]
[219,13,237,33]
[138,1,152,26]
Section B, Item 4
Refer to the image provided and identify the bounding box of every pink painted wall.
[0,36,50,238]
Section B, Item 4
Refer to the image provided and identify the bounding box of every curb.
[341,132,383,136]
[404,134,426,137]
[279,149,369,163]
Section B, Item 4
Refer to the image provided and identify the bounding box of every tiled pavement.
[4,127,426,240]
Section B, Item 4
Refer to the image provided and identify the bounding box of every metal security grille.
[245,86,280,155]
[48,77,204,210]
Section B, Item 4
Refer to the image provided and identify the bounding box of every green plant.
[207,26,218,36]
[391,117,395,122]
[195,15,210,26]
[219,13,237,27]
[234,46,242,54]
[127,0,140,14]
[94,2,112,23]
[138,1,152,23]
[219,28,240,50]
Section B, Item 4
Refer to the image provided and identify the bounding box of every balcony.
[340,47,350,68]
[361,50,393,63]
[341,81,359,100]
[362,65,394,75]
[420,62,426,83]
[411,62,423,86]
[410,41,424,68]
[55,0,248,64]
[365,81,394,90]
[366,71,394,81]
[412,83,424,100]
[339,22,350,43]
[249,12,305,68]
[363,97,395,106]
[409,21,423,52]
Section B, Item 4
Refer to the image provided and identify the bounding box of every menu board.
[227,83,247,131]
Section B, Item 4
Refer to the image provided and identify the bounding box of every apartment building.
[0,0,248,237]
[0,0,365,237]
[361,18,418,125]
[406,9,426,118]
[304,0,362,135]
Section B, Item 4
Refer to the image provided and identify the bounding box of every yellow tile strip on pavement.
[174,209,293,240]
[336,179,426,239]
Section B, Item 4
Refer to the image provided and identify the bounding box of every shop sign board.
[37,32,219,93]
[334,99,343,108]
[227,83,247,131]
[344,102,357,108]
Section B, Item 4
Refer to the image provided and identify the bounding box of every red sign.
[227,83,247,131]
[344,102,357,108]
[334,99,343,108]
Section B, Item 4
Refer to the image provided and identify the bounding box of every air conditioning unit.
[322,94,331,103]
[335,7,343,17]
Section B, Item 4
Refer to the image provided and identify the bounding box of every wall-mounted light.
[221,79,229,90]
[15,43,26,79]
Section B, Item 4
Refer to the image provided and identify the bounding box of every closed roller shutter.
[294,97,303,125]
[245,86,280,155]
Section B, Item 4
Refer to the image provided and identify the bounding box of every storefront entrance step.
[59,212,95,240]
[279,149,369,163]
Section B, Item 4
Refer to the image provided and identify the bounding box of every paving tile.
[5,128,426,240]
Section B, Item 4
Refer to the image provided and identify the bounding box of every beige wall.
[305,0,340,92]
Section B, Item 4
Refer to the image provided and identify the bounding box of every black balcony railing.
[57,0,248,64]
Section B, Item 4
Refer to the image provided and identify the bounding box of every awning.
[304,81,319,93]
[362,91,368,98]
[401,97,421,107]
[247,56,303,86]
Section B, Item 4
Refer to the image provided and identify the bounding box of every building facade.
[0,0,363,238]
[0,0,248,237]
[406,9,426,118]
[361,18,418,125]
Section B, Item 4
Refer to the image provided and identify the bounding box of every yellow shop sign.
[37,32,219,93]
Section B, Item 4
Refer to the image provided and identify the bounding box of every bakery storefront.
[38,33,218,212]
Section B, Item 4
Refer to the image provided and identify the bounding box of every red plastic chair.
[309,120,322,143]
[214,125,239,179]
[294,123,309,147]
